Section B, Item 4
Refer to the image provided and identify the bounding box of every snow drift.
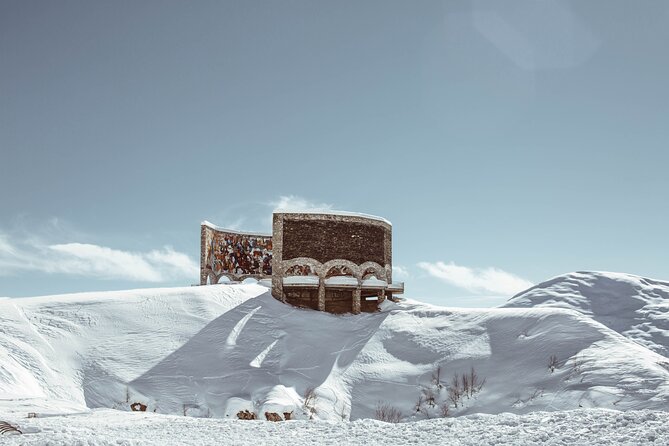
[3,408,669,446]
[503,271,669,358]
[1,278,668,422]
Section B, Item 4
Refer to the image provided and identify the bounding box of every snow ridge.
[503,271,669,358]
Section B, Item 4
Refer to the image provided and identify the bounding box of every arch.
[285,264,315,276]
[213,272,236,284]
[206,271,219,285]
[324,265,356,279]
[280,257,321,276]
[318,259,362,280]
[359,261,387,281]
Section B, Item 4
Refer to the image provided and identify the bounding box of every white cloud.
[146,246,200,280]
[48,243,164,281]
[417,261,533,296]
[0,234,17,255]
[269,195,333,212]
[392,265,410,280]
[207,196,335,233]
[0,232,198,282]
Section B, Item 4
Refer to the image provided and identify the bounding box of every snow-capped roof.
[274,210,391,226]
[324,276,359,288]
[387,282,405,293]
[201,221,272,237]
[360,277,388,289]
[282,276,320,287]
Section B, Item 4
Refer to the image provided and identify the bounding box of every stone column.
[271,213,284,302]
[318,282,326,311]
[353,288,361,314]
[200,224,208,285]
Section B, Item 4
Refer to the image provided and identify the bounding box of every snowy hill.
[1,282,668,422]
[503,271,669,358]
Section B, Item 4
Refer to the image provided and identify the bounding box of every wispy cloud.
[269,195,333,212]
[207,196,335,233]
[0,233,18,256]
[417,261,533,296]
[392,265,410,280]
[0,231,198,282]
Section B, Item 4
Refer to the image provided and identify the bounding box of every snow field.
[1,408,668,446]
[2,279,667,422]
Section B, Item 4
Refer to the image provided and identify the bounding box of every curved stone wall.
[272,212,393,313]
[199,212,400,314]
[200,222,272,285]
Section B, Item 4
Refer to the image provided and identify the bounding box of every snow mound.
[503,271,669,357]
[1,283,668,421]
[0,284,267,416]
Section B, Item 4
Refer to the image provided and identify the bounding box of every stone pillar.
[271,213,283,303]
[353,288,361,314]
[318,282,326,311]
[200,224,208,285]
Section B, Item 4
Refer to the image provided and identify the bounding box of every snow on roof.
[282,276,320,287]
[361,277,388,289]
[274,210,392,226]
[387,282,405,293]
[202,210,391,236]
[324,276,359,287]
[201,221,272,237]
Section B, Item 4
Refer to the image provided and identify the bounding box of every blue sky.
[1,1,668,306]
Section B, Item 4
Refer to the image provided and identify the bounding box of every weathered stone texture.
[200,212,399,315]
[200,223,272,285]
[282,220,385,265]
[272,212,393,314]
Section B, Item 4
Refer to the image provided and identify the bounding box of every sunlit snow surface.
[504,271,669,357]
[2,409,668,445]
[1,274,668,443]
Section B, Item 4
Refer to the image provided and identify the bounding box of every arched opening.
[283,264,319,310]
[285,264,315,276]
[325,265,356,278]
[323,264,358,314]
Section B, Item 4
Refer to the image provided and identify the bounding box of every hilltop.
[1,280,667,422]
[503,271,669,358]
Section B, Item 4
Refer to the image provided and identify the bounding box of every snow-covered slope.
[503,272,669,358]
[0,285,267,416]
[1,283,668,422]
